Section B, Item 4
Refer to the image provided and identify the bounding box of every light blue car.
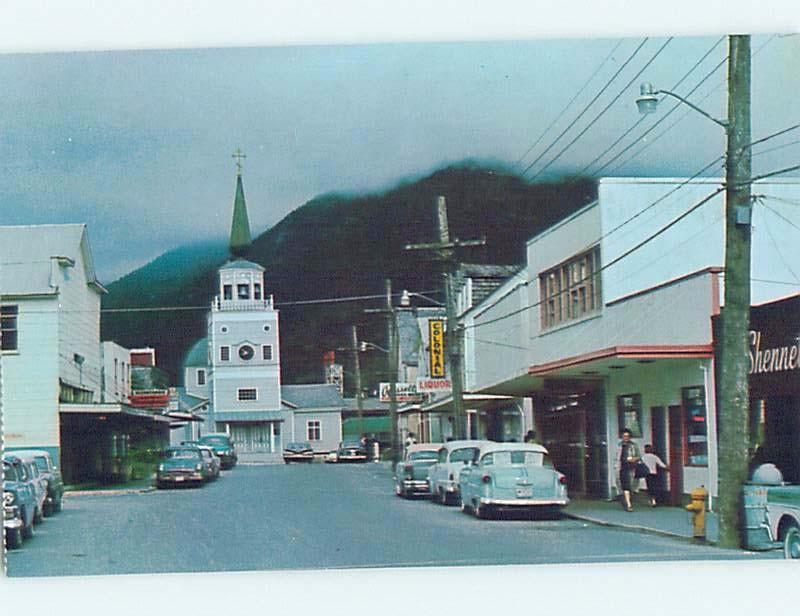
[427,440,487,505]
[459,442,568,519]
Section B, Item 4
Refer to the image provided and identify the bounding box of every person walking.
[616,428,641,512]
[641,444,669,507]
[524,430,538,444]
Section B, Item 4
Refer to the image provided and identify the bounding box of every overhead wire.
[529,37,675,181]
[520,37,651,177]
[512,39,625,171]
[579,36,726,176]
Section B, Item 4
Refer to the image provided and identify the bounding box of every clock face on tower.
[238,344,255,361]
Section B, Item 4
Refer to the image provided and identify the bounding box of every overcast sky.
[0,11,798,285]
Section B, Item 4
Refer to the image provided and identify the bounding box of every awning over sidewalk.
[213,410,285,422]
[60,402,174,423]
[398,393,514,414]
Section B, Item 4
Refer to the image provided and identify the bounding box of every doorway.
[668,405,685,505]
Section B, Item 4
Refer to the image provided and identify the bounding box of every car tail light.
[559,475,568,485]
[481,474,492,484]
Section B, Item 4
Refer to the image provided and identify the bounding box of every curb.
[65,486,157,497]
[563,511,715,544]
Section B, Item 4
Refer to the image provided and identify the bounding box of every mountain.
[101,163,597,386]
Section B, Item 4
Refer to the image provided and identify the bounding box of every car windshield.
[482,450,545,466]
[167,449,201,459]
[33,456,50,472]
[287,443,310,449]
[449,447,478,463]
[200,436,231,447]
[408,451,438,461]
[341,442,362,449]
[3,461,19,481]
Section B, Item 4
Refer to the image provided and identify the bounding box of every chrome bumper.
[479,497,569,507]
[4,506,23,529]
[402,479,429,491]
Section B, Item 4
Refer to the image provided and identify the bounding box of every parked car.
[3,454,38,547]
[336,439,368,463]
[459,442,568,519]
[284,441,315,464]
[427,440,486,505]
[394,443,442,498]
[21,459,47,524]
[324,450,339,464]
[198,433,238,469]
[182,442,221,480]
[156,446,207,488]
[13,450,64,516]
[744,463,800,558]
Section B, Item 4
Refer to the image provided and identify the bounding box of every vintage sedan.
[198,433,238,469]
[336,439,368,463]
[394,443,442,498]
[156,446,207,488]
[284,441,315,464]
[459,442,568,519]
[3,455,38,547]
[14,450,63,516]
[20,459,47,524]
[427,440,486,505]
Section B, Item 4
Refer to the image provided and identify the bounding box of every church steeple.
[229,148,252,258]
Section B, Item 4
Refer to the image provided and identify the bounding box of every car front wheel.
[784,524,800,559]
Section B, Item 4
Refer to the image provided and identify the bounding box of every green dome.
[183,337,209,369]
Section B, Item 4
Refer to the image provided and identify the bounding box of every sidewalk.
[564,495,719,543]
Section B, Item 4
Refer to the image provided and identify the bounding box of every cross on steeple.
[232,148,247,176]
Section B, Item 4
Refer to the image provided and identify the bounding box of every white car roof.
[440,439,489,451]
[477,442,549,456]
[406,443,442,454]
[6,449,51,459]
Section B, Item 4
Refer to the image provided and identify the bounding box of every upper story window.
[539,246,601,330]
[1,305,19,351]
[223,285,233,300]
[237,284,250,300]
[262,345,273,361]
[254,283,262,300]
[197,369,206,386]
[307,420,321,441]
[220,346,230,362]
[237,388,257,401]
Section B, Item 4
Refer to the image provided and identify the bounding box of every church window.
[254,283,262,300]
[263,324,271,332]
[237,284,250,299]
[238,345,255,361]
[197,369,206,386]
[220,346,230,362]
[223,285,233,300]
[262,345,272,361]
[307,420,321,441]
[237,388,257,401]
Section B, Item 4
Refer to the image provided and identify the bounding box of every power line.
[513,39,625,171]
[752,138,800,159]
[579,36,726,176]
[520,38,650,177]
[530,38,674,180]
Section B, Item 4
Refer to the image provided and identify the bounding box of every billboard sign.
[379,382,423,403]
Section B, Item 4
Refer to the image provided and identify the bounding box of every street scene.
[5,463,780,578]
[2,11,800,601]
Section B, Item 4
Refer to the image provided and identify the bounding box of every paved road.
[6,463,773,577]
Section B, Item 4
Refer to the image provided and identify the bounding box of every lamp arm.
[656,89,729,130]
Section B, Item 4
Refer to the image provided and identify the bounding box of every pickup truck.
[744,464,800,559]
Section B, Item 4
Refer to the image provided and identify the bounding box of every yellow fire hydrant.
[686,485,708,541]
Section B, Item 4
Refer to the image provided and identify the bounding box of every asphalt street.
[6,463,774,577]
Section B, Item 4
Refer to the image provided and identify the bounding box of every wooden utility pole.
[717,35,752,548]
[406,196,485,440]
[385,279,400,465]
[351,325,364,439]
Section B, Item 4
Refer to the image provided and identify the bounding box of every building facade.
[465,177,800,501]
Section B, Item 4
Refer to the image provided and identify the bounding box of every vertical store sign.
[429,319,445,377]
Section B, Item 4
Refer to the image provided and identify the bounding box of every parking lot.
[6,462,772,577]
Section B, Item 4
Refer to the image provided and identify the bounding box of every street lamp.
[359,340,389,353]
[400,289,446,307]
[636,82,728,129]
[635,36,751,549]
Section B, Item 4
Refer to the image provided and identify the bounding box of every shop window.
[539,246,601,330]
[307,420,321,441]
[1,304,19,351]
[617,394,642,437]
[683,386,708,466]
